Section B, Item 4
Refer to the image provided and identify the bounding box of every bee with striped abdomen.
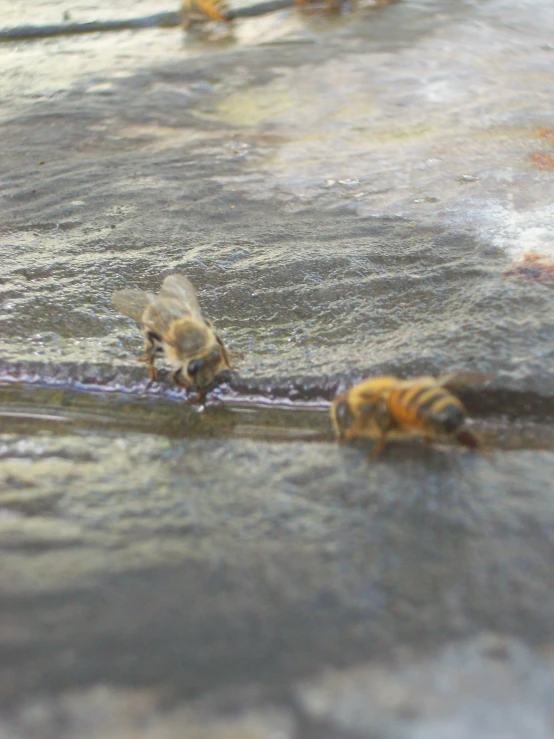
[112,274,238,400]
[331,372,490,457]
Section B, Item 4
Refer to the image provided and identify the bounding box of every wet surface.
[3,634,554,738]
[2,1,554,392]
[2,422,554,705]
[1,0,554,734]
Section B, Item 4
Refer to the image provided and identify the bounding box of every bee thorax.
[168,320,210,357]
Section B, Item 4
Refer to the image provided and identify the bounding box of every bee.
[112,274,237,398]
[181,0,230,27]
[331,371,490,457]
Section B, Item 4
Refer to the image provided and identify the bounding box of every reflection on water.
[0,383,331,441]
[0,383,553,450]
[1,383,554,705]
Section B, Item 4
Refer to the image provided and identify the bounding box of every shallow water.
[1,0,554,733]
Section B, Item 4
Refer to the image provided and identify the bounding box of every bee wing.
[438,371,494,389]
[158,274,204,321]
[111,289,154,322]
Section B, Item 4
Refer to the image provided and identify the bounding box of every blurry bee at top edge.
[112,274,239,398]
[331,371,492,458]
[181,0,230,28]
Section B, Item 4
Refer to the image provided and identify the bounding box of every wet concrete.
[1,0,554,734]
[3,635,554,737]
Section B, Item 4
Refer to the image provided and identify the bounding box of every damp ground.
[1,0,554,736]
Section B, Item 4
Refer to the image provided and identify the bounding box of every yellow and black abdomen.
[388,385,466,435]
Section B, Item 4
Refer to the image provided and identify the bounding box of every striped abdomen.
[387,384,466,435]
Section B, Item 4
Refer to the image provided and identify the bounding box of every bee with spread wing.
[112,274,237,397]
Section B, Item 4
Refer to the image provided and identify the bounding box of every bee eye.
[187,358,204,377]
[334,400,353,429]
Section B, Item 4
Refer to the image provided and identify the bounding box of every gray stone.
[0,685,295,739]
[297,634,554,739]
[0,0,554,734]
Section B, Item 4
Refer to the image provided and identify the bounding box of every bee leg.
[229,349,245,364]
[456,428,487,453]
[171,368,191,392]
[216,335,242,369]
[341,421,366,443]
[456,428,479,449]
[370,435,388,460]
[220,342,234,370]
[144,368,158,392]
[145,363,158,382]
[140,337,159,385]
[181,384,206,407]
[170,370,208,406]
[194,388,208,407]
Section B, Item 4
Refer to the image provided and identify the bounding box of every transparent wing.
[111,289,153,322]
[438,371,493,389]
[158,274,203,320]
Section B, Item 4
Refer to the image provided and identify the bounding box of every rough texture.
[3,636,554,738]
[1,0,554,735]
[1,428,554,707]
[297,634,554,739]
[2,0,554,396]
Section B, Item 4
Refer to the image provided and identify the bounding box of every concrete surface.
[1,0,554,735]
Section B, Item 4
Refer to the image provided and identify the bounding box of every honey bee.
[331,371,490,457]
[112,274,237,398]
[181,0,229,27]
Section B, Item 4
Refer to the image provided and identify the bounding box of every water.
[1,0,554,729]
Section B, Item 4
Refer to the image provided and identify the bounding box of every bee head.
[331,395,354,440]
[186,347,227,390]
[429,404,465,434]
